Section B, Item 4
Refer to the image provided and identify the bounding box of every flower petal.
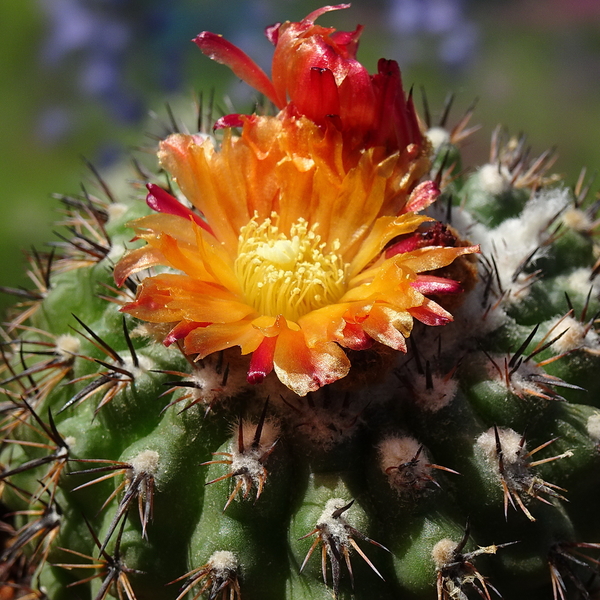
[361,304,412,352]
[273,320,350,396]
[114,246,166,287]
[348,213,432,277]
[411,275,463,295]
[247,336,277,383]
[123,274,253,324]
[398,244,480,274]
[402,180,440,214]
[193,32,280,106]
[146,183,213,234]
[184,320,264,358]
[408,298,453,326]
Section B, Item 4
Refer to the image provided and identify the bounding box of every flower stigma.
[235,213,347,322]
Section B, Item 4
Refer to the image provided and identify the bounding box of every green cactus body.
[3,6,600,600]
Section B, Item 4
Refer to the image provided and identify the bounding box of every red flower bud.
[194,5,422,153]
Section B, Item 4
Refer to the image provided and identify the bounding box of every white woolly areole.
[477,427,524,466]
[107,242,127,264]
[432,538,458,569]
[187,358,248,408]
[55,334,81,359]
[229,419,280,491]
[208,550,238,573]
[562,207,593,232]
[426,127,450,153]
[546,315,600,354]
[411,373,458,412]
[481,355,542,399]
[448,278,510,337]
[477,163,511,196]
[122,354,154,379]
[504,360,546,398]
[64,436,77,449]
[477,187,571,299]
[106,202,129,223]
[587,413,600,443]
[562,268,600,298]
[317,498,353,545]
[379,436,426,473]
[379,436,433,493]
[129,450,160,476]
[130,322,173,343]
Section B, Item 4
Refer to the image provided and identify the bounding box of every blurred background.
[2,0,600,315]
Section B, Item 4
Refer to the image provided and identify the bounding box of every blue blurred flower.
[386,0,479,70]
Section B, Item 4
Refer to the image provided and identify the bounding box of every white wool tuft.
[130,450,160,475]
[432,538,458,569]
[477,163,511,196]
[479,187,571,300]
[208,550,238,572]
[587,413,600,443]
[426,127,451,153]
[55,334,81,359]
[106,203,129,223]
[477,427,524,466]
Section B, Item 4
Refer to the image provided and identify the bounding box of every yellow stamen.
[235,213,347,321]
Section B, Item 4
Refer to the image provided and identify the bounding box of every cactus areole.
[2,5,600,600]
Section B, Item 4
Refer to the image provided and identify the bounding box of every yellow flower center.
[235,214,347,321]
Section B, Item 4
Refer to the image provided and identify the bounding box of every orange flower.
[115,112,477,396]
[194,4,421,153]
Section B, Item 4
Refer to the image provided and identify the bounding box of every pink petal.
[165,321,208,347]
[411,275,462,295]
[247,335,277,384]
[409,300,453,326]
[213,114,246,130]
[264,22,281,45]
[193,32,280,107]
[403,180,440,214]
[338,321,374,350]
[303,4,351,23]
[146,184,214,236]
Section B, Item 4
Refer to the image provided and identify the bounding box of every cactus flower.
[194,4,421,153]
[5,5,600,600]
[115,110,476,396]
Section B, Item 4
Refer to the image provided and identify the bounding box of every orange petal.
[361,304,413,352]
[122,274,253,324]
[348,213,432,277]
[127,213,199,247]
[184,320,264,358]
[273,320,350,396]
[158,134,246,252]
[114,246,166,287]
[398,245,480,274]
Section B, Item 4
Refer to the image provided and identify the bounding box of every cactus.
[2,5,600,600]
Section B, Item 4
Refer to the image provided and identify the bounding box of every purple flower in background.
[35,0,284,145]
[39,0,143,130]
[387,0,479,69]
